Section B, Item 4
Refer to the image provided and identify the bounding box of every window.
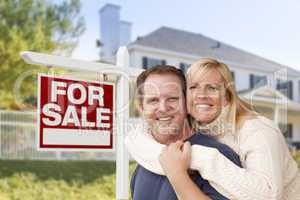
[142,57,166,69]
[179,62,190,73]
[299,80,300,102]
[279,123,293,141]
[249,74,267,89]
[277,79,293,100]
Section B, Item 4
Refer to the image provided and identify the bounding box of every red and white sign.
[37,74,114,151]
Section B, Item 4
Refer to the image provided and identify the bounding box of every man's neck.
[151,123,193,145]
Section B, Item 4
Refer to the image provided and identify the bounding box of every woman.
[126,58,300,200]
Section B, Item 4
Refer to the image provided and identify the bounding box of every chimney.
[120,21,132,47]
[99,4,132,62]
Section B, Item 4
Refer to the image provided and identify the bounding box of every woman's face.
[187,68,228,124]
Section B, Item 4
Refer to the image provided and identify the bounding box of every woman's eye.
[208,85,218,90]
[189,86,196,90]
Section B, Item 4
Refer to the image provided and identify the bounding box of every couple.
[125,58,300,200]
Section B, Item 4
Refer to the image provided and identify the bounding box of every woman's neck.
[197,105,233,137]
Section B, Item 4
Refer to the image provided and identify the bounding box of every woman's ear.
[223,91,230,106]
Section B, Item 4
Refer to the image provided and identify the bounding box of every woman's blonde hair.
[186,58,257,132]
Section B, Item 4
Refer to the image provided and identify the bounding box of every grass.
[0,152,299,200]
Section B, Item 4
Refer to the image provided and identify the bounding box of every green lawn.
[0,153,299,200]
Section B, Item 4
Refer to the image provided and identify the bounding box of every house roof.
[238,85,300,110]
[129,26,300,76]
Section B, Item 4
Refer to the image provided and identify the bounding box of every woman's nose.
[194,88,209,98]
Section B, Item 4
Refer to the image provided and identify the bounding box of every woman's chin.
[195,115,215,124]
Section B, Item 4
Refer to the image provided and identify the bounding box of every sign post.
[116,47,130,200]
[20,47,143,200]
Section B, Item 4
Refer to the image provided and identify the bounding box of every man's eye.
[147,98,158,104]
[189,85,196,90]
[168,97,179,102]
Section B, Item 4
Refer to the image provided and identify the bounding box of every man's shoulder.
[187,132,221,147]
[133,165,164,179]
[131,165,178,200]
[188,133,242,166]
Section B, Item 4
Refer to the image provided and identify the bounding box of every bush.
[0,160,136,200]
[294,151,300,166]
[0,157,299,200]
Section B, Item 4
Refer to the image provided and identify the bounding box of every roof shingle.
[130,26,300,76]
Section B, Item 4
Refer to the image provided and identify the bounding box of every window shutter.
[179,63,185,72]
[288,124,293,139]
[142,57,148,69]
[231,71,235,82]
[250,74,254,88]
[277,80,293,100]
[288,81,293,100]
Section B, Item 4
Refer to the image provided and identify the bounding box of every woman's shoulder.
[241,115,277,130]
[236,115,288,154]
[238,115,281,139]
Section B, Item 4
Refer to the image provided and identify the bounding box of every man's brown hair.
[136,65,186,104]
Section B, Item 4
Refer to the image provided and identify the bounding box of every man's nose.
[158,100,168,112]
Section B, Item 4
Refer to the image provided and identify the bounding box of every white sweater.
[125,116,300,200]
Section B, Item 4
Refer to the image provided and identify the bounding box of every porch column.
[274,106,279,127]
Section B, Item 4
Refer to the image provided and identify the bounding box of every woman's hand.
[159,141,191,177]
[159,141,212,200]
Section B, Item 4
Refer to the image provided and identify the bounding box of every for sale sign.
[37,74,115,151]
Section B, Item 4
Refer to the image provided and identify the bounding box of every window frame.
[142,56,166,69]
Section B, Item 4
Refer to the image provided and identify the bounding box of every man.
[126,65,241,200]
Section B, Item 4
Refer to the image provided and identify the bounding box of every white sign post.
[20,47,143,200]
[116,47,130,200]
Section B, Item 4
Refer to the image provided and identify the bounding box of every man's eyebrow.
[144,95,158,99]
[168,94,184,99]
[171,93,180,95]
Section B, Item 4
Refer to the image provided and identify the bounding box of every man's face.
[140,74,187,143]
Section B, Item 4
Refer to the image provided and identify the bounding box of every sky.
[71,0,300,72]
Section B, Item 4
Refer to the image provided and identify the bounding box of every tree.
[0,0,85,109]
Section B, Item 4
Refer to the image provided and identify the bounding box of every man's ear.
[135,100,144,114]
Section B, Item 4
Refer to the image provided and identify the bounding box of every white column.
[116,46,130,200]
[274,106,279,127]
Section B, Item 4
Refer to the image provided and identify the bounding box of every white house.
[99,4,300,148]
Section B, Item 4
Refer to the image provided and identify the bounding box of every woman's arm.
[189,126,286,200]
[159,141,211,200]
[125,127,166,174]
[125,120,289,200]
